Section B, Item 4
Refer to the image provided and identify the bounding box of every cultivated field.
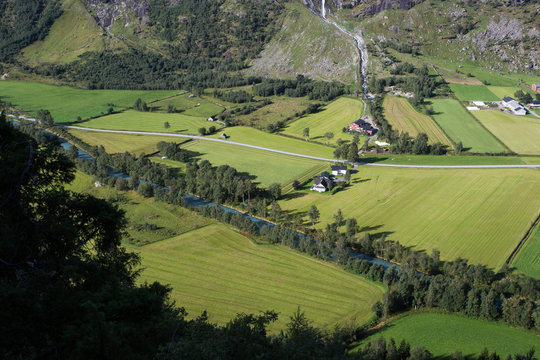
[283,97,364,145]
[181,140,327,186]
[449,84,499,101]
[0,81,177,123]
[355,313,540,358]
[383,96,452,145]
[280,167,540,269]
[235,97,313,128]
[131,224,385,331]
[487,86,535,99]
[208,126,335,158]
[513,223,540,279]
[78,110,212,134]
[68,129,168,154]
[151,92,224,118]
[67,172,212,245]
[473,110,540,155]
[430,99,507,153]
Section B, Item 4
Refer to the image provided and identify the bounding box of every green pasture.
[487,86,522,100]
[383,96,452,145]
[235,96,313,128]
[151,92,225,118]
[78,110,212,134]
[280,167,540,269]
[430,99,507,153]
[68,129,168,154]
[67,172,212,245]
[130,224,385,331]
[283,97,364,145]
[0,81,177,123]
[208,126,335,158]
[448,84,499,101]
[181,140,328,187]
[513,222,540,279]
[359,154,526,165]
[354,312,540,358]
[473,110,540,155]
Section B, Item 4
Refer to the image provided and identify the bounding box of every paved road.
[64,125,540,169]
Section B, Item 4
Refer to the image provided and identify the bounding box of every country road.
[63,125,540,169]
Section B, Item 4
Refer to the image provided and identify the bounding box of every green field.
[67,172,212,245]
[280,167,540,269]
[487,86,536,100]
[0,81,177,123]
[181,140,327,186]
[235,97,313,128]
[430,99,507,153]
[78,110,212,134]
[130,224,385,331]
[449,84,499,101]
[513,222,540,279]
[208,126,335,158]
[283,97,365,145]
[383,96,452,145]
[473,110,540,155]
[68,129,169,154]
[355,313,540,358]
[360,154,527,165]
[151,92,225,118]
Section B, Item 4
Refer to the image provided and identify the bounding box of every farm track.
[62,125,540,169]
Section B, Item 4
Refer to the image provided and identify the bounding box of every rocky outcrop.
[358,0,424,17]
[84,0,149,30]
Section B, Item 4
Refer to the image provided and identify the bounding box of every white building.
[502,97,527,115]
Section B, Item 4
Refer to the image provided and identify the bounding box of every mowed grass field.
[354,313,540,358]
[448,84,499,101]
[430,99,507,153]
[487,86,534,99]
[473,110,540,155]
[280,167,540,269]
[78,110,212,134]
[181,140,328,186]
[151,92,224,118]
[208,126,335,158]
[513,223,540,279]
[283,97,364,145]
[383,96,451,145]
[68,129,168,154]
[130,224,385,331]
[235,97,313,128]
[0,81,177,123]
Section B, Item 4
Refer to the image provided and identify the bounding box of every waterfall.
[321,0,326,19]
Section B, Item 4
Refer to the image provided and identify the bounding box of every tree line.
[252,75,347,101]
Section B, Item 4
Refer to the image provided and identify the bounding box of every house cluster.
[310,166,347,193]
[533,84,540,93]
[349,119,377,136]
[502,97,527,116]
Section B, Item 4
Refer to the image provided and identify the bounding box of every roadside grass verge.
[353,312,540,358]
[430,99,508,153]
[283,97,365,145]
[473,110,540,155]
[383,96,452,145]
[129,223,385,331]
[0,80,177,123]
[448,84,499,101]
[279,166,540,270]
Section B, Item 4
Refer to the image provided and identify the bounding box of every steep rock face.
[360,0,424,16]
[84,0,149,30]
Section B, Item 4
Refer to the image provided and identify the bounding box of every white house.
[331,165,347,176]
[311,177,329,193]
[472,101,486,107]
[528,100,540,108]
[502,97,527,115]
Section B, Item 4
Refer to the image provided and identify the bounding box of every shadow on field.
[359,224,383,233]
[358,156,389,163]
[281,192,307,201]
[352,178,371,184]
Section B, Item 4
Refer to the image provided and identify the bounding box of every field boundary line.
[506,211,540,267]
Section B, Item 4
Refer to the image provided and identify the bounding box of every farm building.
[502,97,527,115]
[349,119,377,135]
[533,84,540,93]
[321,171,331,179]
[529,100,540,108]
[311,177,329,192]
[331,165,347,176]
[472,101,486,107]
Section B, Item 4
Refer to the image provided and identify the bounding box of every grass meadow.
[208,126,335,158]
[487,86,536,99]
[473,110,540,155]
[151,92,225,118]
[78,110,212,134]
[279,166,540,269]
[283,97,365,145]
[448,84,499,101]
[383,96,452,145]
[354,312,540,358]
[235,96,313,128]
[181,140,328,187]
[0,81,177,123]
[130,224,385,331]
[513,223,540,279]
[359,154,526,165]
[430,99,508,153]
[68,129,169,154]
